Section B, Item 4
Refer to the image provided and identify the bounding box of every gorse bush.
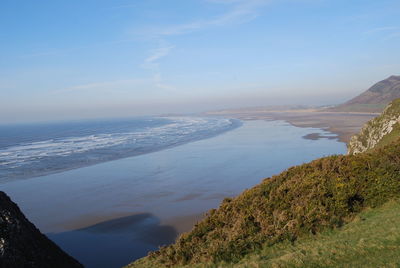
[146,138,400,266]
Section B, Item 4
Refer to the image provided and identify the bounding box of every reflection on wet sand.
[48,213,177,268]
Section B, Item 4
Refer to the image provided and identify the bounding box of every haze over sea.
[0,118,346,268]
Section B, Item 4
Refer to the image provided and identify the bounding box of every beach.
[0,120,346,267]
[205,109,378,143]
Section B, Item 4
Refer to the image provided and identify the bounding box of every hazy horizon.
[1,0,400,123]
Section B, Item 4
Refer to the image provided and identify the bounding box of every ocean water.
[0,117,239,182]
[0,119,346,268]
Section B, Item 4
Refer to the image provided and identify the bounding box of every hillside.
[232,199,400,268]
[129,100,400,268]
[132,200,400,268]
[0,192,83,268]
[330,75,400,112]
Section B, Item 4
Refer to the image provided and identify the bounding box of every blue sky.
[1,0,400,123]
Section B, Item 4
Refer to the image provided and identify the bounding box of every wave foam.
[0,117,235,173]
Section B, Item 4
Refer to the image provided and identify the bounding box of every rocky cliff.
[348,98,400,155]
[0,191,83,268]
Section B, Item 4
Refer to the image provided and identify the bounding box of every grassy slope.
[130,199,400,268]
[374,123,400,150]
[233,199,400,268]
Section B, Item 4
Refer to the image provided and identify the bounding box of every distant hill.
[330,75,400,112]
[129,99,400,268]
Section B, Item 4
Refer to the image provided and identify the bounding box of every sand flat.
[206,109,378,143]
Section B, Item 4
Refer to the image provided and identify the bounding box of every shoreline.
[0,118,243,183]
[206,110,377,143]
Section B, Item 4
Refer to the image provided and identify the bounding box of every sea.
[0,117,240,182]
[0,117,346,268]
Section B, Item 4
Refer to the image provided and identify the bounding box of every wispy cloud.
[144,0,270,37]
[140,44,177,91]
[137,0,270,92]
[142,45,175,70]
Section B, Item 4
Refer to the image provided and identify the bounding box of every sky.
[1,0,400,123]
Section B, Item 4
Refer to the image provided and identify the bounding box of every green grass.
[374,122,400,150]
[130,199,400,268]
[232,199,400,268]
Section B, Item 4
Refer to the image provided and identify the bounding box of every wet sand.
[47,212,204,267]
[206,109,378,143]
[48,213,178,268]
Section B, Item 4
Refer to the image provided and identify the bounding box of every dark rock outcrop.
[0,191,83,268]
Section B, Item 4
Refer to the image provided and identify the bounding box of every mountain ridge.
[330,75,400,112]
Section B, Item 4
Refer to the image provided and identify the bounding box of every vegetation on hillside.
[233,199,400,268]
[130,199,400,268]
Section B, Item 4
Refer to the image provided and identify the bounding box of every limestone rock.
[348,99,400,154]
